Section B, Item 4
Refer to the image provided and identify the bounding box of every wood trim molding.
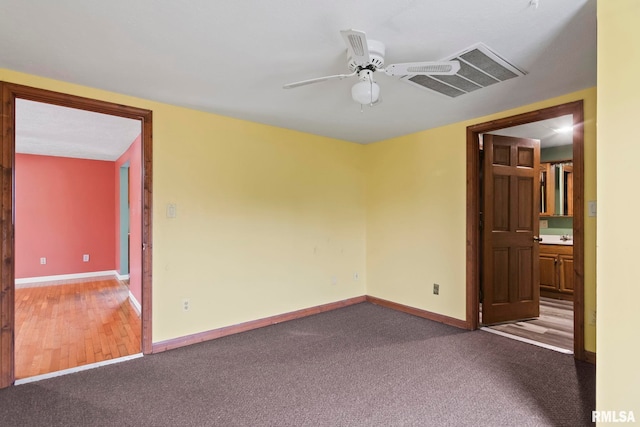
[152,296,367,353]
[0,81,153,388]
[0,82,16,388]
[466,100,587,361]
[466,126,481,331]
[584,350,596,365]
[366,296,472,330]
[141,106,153,355]
[571,104,586,362]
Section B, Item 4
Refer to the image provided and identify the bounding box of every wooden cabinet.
[559,253,574,293]
[562,165,573,216]
[539,244,574,300]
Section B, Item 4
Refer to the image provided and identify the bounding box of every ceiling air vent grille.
[402,43,526,98]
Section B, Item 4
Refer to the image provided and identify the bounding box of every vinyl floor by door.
[481,297,573,352]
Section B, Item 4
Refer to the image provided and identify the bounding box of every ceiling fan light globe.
[352,81,380,104]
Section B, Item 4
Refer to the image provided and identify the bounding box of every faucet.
[560,234,572,241]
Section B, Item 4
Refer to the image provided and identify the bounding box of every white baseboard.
[15,353,144,385]
[480,327,573,355]
[129,291,142,315]
[116,272,130,281]
[16,270,118,287]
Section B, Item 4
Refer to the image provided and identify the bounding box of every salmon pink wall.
[15,154,116,278]
[115,135,142,305]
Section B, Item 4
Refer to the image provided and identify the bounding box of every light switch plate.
[166,203,177,218]
[588,201,597,217]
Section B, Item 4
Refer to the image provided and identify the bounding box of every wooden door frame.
[466,100,585,360]
[0,82,153,388]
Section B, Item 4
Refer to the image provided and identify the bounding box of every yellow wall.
[1,69,597,354]
[597,1,640,417]
[365,121,467,318]
[0,68,367,342]
[365,87,597,352]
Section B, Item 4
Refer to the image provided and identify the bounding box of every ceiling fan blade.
[283,71,358,89]
[384,60,461,77]
[340,29,370,67]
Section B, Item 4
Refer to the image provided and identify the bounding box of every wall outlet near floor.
[433,283,440,295]
[353,272,359,281]
[40,257,46,265]
[183,299,190,312]
[83,254,90,262]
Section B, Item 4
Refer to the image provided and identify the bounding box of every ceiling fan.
[283,29,461,106]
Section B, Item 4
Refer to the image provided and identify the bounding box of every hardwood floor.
[481,297,573,353]
[15,277,141,379]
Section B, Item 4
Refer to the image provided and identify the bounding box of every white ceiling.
[0,0,596,145]
[490,115,574,148]
[15,99,141,161]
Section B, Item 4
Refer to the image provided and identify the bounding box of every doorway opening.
[466,101,585,360]
[13,100,142,379]
[120,163,131,279]
[0,82,154,388]
[479,116,575,354]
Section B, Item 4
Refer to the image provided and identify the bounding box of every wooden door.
[482,134,541,324]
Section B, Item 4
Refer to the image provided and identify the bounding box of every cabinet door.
[539,254,558,291]
[563,165,574,216]
[559,255,574,293]
[540,163,555,216]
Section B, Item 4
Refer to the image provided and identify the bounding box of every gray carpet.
[0,302,595,426]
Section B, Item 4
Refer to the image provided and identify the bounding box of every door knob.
[533,236,543,242]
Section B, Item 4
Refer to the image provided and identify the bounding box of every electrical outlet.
[331,276,337,285]
[83,254,90,262]
[540,220,548,229]
[40,257,46,265]
[589,310,596,325]
[433,283,440,295]
[353,272,359,281]
[183,299,190,312]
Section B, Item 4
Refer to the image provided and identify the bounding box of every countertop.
[540,234,573,246]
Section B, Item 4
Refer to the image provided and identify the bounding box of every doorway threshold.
[480,327,573,354]
[15,353,143,385]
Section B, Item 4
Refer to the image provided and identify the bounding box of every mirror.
[540,161,573,217]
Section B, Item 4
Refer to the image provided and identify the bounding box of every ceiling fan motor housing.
[348,40,385,71]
